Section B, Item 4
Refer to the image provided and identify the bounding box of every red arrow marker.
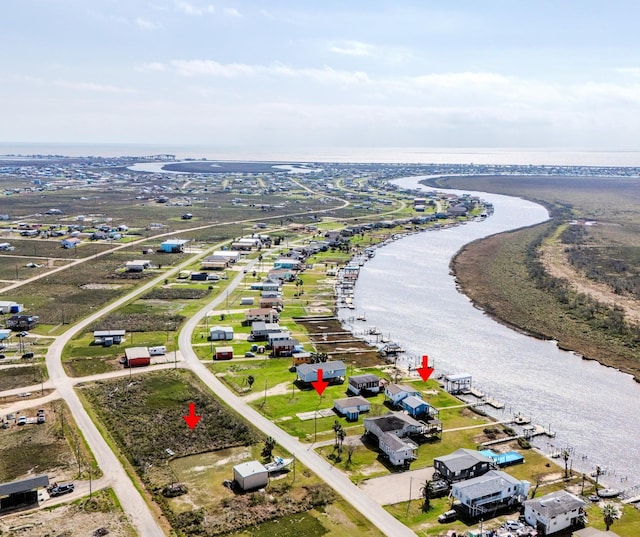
[311,369,329,396]
[416,355,435,382]
[183,402,201,429]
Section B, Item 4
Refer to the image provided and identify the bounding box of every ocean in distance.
[4,142,640,167]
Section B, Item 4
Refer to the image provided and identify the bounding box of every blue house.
[401,395,430,418]
[160,239,189,253]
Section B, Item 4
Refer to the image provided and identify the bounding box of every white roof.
[234,460,267,478]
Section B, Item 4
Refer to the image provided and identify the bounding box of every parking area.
[358,466,436,505]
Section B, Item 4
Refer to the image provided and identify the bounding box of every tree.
[332,420,343,448]
[602,503,621,531]
[336,428,346,460]
[420,479,433,512]
[261,436,276,460]
[247,375,255,389]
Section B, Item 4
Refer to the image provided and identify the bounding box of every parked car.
[21,352,34,359]
[438,509,457,523]
[244,351,256,357]
[49,483,74,497]
[0,354,5,359]
[17,416,27,426]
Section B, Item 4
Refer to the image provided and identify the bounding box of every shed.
[93,329,126,346]
[233,461,269,491]
[209,326,234,341]
[0,301,22,314]
[125,347,151,367]
[0,475,49,510]
[160,239,189,253]
[214,346,234,360]
[125,260,151,272]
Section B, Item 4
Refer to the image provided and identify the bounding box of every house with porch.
[6,315,39,330]
[451,470,530,518]
[248,321,283,341]
[434,448,496,483]
[347,373,381,396]
[524,490,586,536]
[271,338,299,357]
[242,308,280,326]
[401,395,431,419]
[385,383,421,406]
[363,412,425,467]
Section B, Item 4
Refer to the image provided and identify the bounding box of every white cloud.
[223,8,241,17]
[330,40,375,57]
[136,17,160,29]
[139,62,168,72]
[615,67,640,77]
[175,1,215,16]
[171,59,256,77]
[53,80,137,94]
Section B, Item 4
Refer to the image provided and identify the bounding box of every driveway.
[359,466,436,505]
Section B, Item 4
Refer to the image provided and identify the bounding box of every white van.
[148,346,166,356]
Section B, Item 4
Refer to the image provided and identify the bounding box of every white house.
[363,412,425,467]
[451,470,530,518]
[385,383,421,406]
[523,490,586,535]
[233,461,269,491]
[379,432,419,466]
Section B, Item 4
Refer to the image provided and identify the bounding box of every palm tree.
[261,436,276,460]
[247,375,255,389]
[332,420,343,448]
[420,479,433,511]
[602,503,621,531]
[561,448,571,478]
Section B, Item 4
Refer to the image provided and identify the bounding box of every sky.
[3,0,640,151]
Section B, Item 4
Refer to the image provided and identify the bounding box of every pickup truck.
[49,483,75,497]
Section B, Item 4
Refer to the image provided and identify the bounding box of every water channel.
[339,176,640,492]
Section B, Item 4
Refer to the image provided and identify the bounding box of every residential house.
[6,315,39,331]
[296,361,346,384]
[385,383,421,406]
[451,470,530,518]
[242,308,280,326]
[125,260,151,272]
[333,396,370,420]
[266,331,291,346]
[267,268,296,282]
[259,297,284,311]
[249,321,283,341]
[363,412,425,467]
[61,237,81,249]
[273,258,302,270]
[347,374,381,396]
[524,490,586,536]
[434,448,495,483]
[401,395,431,419]
[93,329,126,346]
[271,338,299,357]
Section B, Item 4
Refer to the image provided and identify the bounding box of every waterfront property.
[434,448,495,483]
[450,469,529,518]
[385,383,421,406]
[524,490,587,535]
[443,373,473,394]
[347,373,381,396]
[363,411,426,467]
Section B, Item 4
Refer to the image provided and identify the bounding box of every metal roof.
[0,475,49,496]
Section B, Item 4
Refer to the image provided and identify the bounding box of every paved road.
[179,258,418,537]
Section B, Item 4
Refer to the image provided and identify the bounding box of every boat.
[597,488,621,498]
[265,456,293,474]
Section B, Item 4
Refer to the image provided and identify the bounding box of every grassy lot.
[0,363,48,391]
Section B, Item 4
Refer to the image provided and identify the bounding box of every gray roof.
[297,360,346,375]
[0,475,49,496]
[380,432,415,452]
[524,490,585,517]
[334,396,370,412]
[434,448,493,472]
[452,470,521,498]
[349,373,379,384]
[365,411,422,433]
[386,383,417,395]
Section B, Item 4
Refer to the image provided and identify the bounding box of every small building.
[125,260,151,272]
[214,346,234,360]
[124,347,151,368]
[209,326,234,341]
[233,461,268,491]
[451,470,529,518]
[524,490,586,536]
[0,301,22,314]
[0,329,11,341]
[93,329,126,346]
[160,239,189,253]
[296,360,346,384]
[347,374,381,396]
[443,373,472,394]
[333,396,371,420]
[273,258,302,270]
[209,250,242,264]
[240,297,255,306]
[0,475,49,510]
[6,315,39,331]
[61,237,81,249]
[434,448,495,483]
[385,383,421,406]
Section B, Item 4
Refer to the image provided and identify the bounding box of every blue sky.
[3,0,640,150]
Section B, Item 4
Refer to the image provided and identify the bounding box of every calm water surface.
[341,176,640,491]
